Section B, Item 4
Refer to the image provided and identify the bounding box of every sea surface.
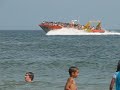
[0,29,120,90]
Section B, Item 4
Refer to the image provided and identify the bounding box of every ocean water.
[0,30,120,90]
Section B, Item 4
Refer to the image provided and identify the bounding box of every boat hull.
[39,23,62,33]
[91,29,105,33]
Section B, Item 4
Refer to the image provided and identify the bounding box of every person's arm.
[109,78,115,90]
[65,78,72,90]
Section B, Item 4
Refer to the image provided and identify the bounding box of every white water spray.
[46,28,120,35]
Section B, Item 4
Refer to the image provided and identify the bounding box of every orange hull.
[39,24,62,30]
[91,29,105,33]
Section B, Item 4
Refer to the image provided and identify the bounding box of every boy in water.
[65,66,79,90]
[109,60,120,90]
[25,72,34,82]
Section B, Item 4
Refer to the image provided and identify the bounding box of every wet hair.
[26,72,34,81]
[69,66,79,76]
[116,60,120,72]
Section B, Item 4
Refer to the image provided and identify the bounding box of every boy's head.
[69,66,79,78]
[25,72,34,82]
[116,60,120,72]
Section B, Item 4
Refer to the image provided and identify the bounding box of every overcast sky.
[0,0,120,30]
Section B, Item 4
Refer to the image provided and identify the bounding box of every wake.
[46,28,120,35]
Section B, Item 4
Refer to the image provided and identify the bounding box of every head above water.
[116,60,120,72]
[25,72,34,82]
[69,66,79,76]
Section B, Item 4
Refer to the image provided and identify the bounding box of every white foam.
[46,28,120,35]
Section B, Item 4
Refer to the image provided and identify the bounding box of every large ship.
[39,20,105,33]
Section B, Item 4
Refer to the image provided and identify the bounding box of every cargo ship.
[39,20,105,33]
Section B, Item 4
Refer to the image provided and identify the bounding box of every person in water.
[25,72,34,82]
[64,66,79,90]
[109,60,120,90]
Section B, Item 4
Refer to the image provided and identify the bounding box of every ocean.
[0,30,120,90]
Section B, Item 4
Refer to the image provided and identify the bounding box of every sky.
[0,0,120,30]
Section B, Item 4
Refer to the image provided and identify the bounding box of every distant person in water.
[109,60,120,90]
[64,66,79,90]
[25,72,34,82]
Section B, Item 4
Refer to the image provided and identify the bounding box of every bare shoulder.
[67,77,74,84]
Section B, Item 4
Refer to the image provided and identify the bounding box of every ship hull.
[40,25,51,33]
[39,23,62,33]
[91,29,105,33]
